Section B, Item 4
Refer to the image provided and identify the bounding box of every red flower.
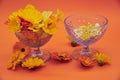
[18,16,32,30]
[78,55,93,67]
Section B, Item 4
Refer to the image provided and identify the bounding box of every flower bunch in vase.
[7,4,63,70]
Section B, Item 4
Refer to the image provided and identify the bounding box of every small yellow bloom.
[54,9,64,21]
[17,4,43,24]
[28,11,53,32]
[57,9,64,21]
[42,18,58,34]
[22,57,44,69]
[28,23,44,32]
[42,9,63,34]
[94,53,111,66]
[7,51,27,70]
[42,11,52,21]
[8,4,43,33]
[8,17,22,33]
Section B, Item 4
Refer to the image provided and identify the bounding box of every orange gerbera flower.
[52,52,72,62]
[13,42,31,55]
[78,56,93,67]
[7,42,31,70]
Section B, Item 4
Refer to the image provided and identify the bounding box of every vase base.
[72,48,98,60]
[31,49,51,62]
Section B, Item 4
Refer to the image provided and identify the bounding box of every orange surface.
[0,0,120,80]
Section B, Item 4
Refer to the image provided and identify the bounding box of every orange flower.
[13,42,31,55]
[22,57,44,69]
[78,56,93,67]
[52,52,72,61]
[7,42,31,70]
[94,53,111,66]
[7,51,28,70]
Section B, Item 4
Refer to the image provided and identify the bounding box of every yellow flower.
[7,51,27,70]
[94,53,111,66]
[28,23,44,32]
[8,4,43,33]
[8,16,22,33]
[22,57,44,69]
[17,4,43,24]
[42,9,63,34]
[28,11,53,32]
[42,11,52,21]
[8,4,64,34]
[56,9,64,21]
[53,9,64,21]
[42,18,58,34]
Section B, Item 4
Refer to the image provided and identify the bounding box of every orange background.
[0,0,120,80]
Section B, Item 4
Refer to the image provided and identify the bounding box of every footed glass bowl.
[15,29,52,62]
[64,15,108,60]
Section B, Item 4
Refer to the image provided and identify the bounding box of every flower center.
[21,48,25,52]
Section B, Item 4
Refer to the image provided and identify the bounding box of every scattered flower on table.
[94,52,111,66]
[67,36,79,47]
[78,55,94,67]
[7,42,45,70]
[13,42,31,54]
[7,51,28,70]
[52,52,72,62]
[22,57,44,69]
[7,42,31,70]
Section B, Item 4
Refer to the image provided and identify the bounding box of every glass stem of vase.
[34,48,40,54]
[81,46,91,55]
[32,48,42,58]
[36,48,43,55]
